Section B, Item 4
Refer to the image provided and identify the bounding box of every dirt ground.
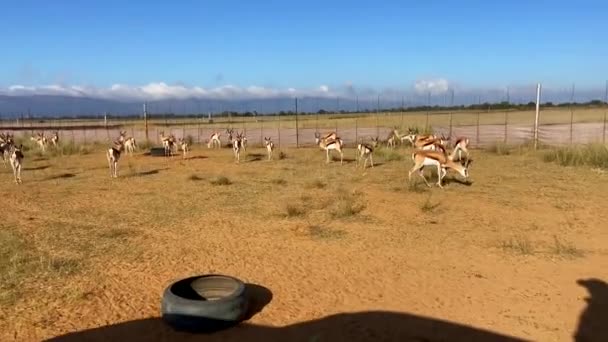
[0,142,607,341]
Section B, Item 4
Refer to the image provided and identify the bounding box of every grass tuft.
[375,148,402,161]
[210,176,232,186]
[285,203,307,218]
[331,190,366,218]
[188,174,203,181]
[501,236,534,255]
[550,236,584,259]
[279,151,287,160]
[486,141,511,155]
[542,144,608,169]
[308,225,346,240]
[420,195,440,213]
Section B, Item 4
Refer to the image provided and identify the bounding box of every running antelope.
[232,132,244,163]
[408,150,471,188]
[107,140,125,178]
[177,137,189,159]
[317,135,344,165]
[207,132,221,149]
[450,137,470,162]
[10,144,24,184]
[264,137,275,160]
[30,133,48,152]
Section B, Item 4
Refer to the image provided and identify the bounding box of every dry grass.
[542,143,608,169]
[0,142,607,341]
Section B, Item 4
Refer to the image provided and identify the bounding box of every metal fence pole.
[504,111,508,144]
[569,83,575,144]
[476,112,480,147]
[295,97,299,148]
[534,83,542,150]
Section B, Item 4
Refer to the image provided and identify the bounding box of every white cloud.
[0,82,342,101]
[414,78,450,94]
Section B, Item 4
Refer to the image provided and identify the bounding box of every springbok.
[50,131,59,147]
[450,137,470,162]
[317,135,344,165]
[240,131,248,151]
[119,131,137,156]
[207,132,221,149]
[264,137,275,160]
[314,131,338,145]
[1,133,14,168]
[159,131,175,157]
[177,137,189,159]
[30,133,48,152]
[408,150,471,188]
[233,132,244,163]
[10,144,24,184]
[356,140,375,169]
[107,140,125,178]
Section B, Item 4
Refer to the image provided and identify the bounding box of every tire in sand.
[161,274,249,333]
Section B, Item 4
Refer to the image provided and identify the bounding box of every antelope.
[177,137,189,159]
[10,144,24,184]
[264,137,275,160]
[226,128,235,147]
[317,135,344,165]
[50,131,59,147]
[159,131,175,157]
[207,132,221,149]
[119,131,137,156]
[107,139,125,178]
[450,137,470,162]
[239,131,248,151]
[356,140,375,169]
[1,133,14,168]
[314,131,338,145]
[386,129,401,148]
[408,150,471,188]
[233,132,244,163]
[30,132,48,152]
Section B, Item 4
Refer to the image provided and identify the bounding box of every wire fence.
[1,84,607,149]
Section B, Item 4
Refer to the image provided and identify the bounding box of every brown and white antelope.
[450,136,470,162]
[316,134,344,165]
[1,133,14,168]
[50,131,59,147]
[159,131,175,157]
[356,139,375,169]
[232,132,244,163]
[314,131,338,145]
[119,131,137,156]
[239,131,248,151]
[264,137,275,160]
[107,140,125,178]
[207,131,221,149]
[177,137,190,159]
[10,144,24,184]
[408,150,471,188]
[30,132,48,152]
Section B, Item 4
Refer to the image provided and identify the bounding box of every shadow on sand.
[125,168,167,178]
[24,165,52,171]
[41,279,608,342]
[42,173,77,181]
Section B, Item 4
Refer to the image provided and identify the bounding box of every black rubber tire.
[149,147,167,157]
[160,274,249,333]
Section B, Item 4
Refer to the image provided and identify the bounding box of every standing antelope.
[119,131,137,156]
[264,137,275,160]
[107,140,125,178]
[159,131,175,157]
[207,132,221,149]
[317,135,344,165]
[1,133,14,168]
[314,131,338,145]
[50,131,59,147]
[233,132,244,163]
[356,141,375,169]
[10,144,24,184]
[240,131,248,151]
[177,137,189,159]
[408,150,471,188]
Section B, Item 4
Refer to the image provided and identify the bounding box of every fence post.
[603,111,607,144]
[277,111,281,150]
[295,97,299,148]
[534,83,542,150]
[569,83,575,144]
[476,112,480,147]
[504,111,508,144]
[143,103,149,142]
[355,118,358,143]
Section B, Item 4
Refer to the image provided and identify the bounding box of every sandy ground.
[0,143,607,341]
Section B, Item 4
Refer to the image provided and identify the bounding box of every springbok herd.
[1,126,472,188]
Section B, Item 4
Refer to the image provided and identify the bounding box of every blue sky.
[1,0,607,100]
